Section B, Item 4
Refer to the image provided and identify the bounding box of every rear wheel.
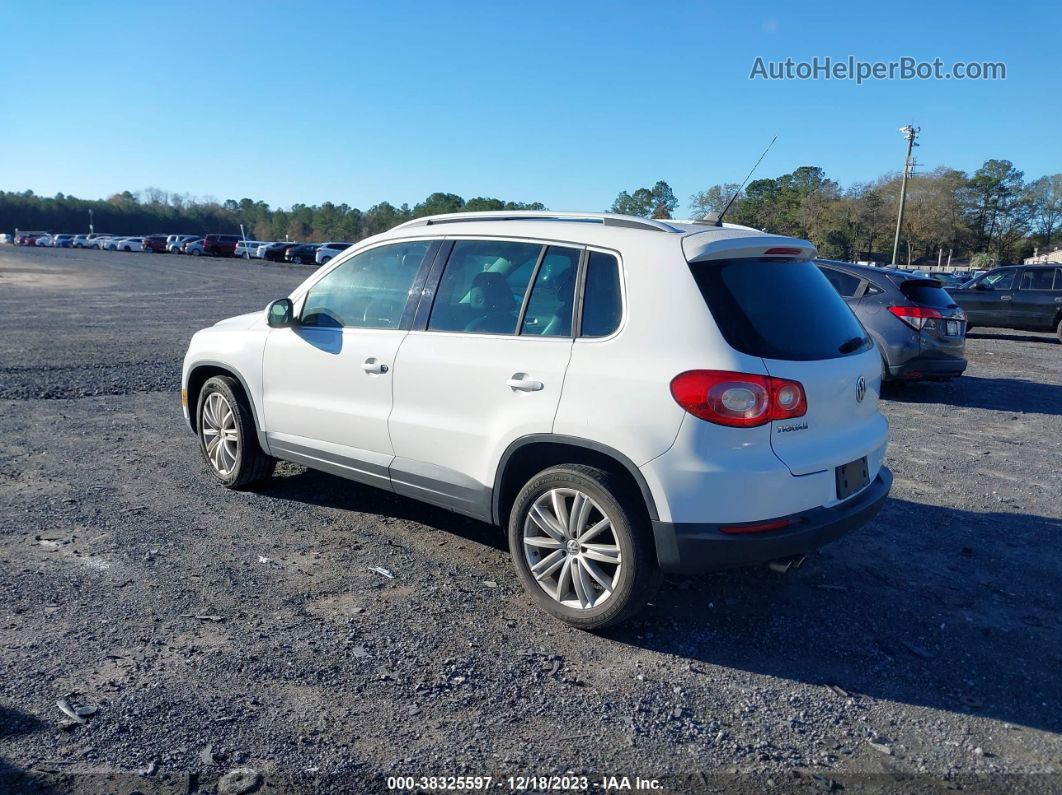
[508,464,660,630]
[292,256,303,265]
[191,248,202,256]
[197,376,275,489]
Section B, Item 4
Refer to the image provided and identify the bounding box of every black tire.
[196,376,275,489]
[508,464,660,630]
[292,256,303,265]
[209,247,220,257]
[191,248,202,256]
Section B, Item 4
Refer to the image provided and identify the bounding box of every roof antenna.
[706,135,778,227]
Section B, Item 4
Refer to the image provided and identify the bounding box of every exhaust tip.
[768,554,807,574]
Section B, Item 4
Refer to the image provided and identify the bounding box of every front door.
[261,239,436,488]
[388,239,581,519]
[962,268,1017,326]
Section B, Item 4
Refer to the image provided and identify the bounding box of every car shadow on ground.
[605,497,1062,734]
[884,374,1062,415]
[966,330,1059,345]
[260,466,508,552]
[0,704,58,794]
[256,466,1061,733]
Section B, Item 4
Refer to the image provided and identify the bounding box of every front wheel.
[508,464,660,630]
[197,376,275,489]
[292,256,303,264]
[191,248,202,256]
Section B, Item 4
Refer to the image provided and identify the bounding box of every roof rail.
[391,210,681,233]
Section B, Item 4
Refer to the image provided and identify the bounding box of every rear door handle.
[507,374,543,392]
[999,295,1012,301]
[362,358,388,374]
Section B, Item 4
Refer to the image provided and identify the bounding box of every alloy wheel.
[201,392,239,477]
[522,488,622,610]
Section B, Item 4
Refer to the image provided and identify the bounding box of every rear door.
[388,238,580,519]
[688,257,887,484]
[1014,268,1061,330]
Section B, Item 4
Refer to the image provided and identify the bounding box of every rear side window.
[818,266,862,297]
[520,247,580,336]
[689,258,871,361]
[428,240,542,334]
[581,252,622,337]
[899,280,956,307]
[1020,268,1058,290]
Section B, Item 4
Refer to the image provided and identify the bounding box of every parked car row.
[13,230,353,265]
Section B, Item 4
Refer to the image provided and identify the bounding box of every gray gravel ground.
[1,246,1060,794]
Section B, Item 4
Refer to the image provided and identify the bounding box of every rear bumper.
[889,354,966,380]
[651,466,892,574]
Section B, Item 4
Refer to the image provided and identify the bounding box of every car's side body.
[167,234,200,253]
[203,234,241,257]
[284,243,320,264]
[951,265,1062,337]
[184,213,890,581]
[314,242,354,265]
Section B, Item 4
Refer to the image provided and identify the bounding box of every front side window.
[581,251,622,337]
[981,269,1015,290]
[428,240,542,334]
[520,247,580,336]
[300,241,431,329]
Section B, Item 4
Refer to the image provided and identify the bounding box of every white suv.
[182,211,891,628]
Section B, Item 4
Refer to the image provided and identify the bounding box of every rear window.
[898,279,956,307]
[689,258,871,361]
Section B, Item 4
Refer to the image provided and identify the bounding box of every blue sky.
[1,0,1058,215]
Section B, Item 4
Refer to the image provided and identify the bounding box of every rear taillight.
[888,305,944,331]
[670,370,807,428]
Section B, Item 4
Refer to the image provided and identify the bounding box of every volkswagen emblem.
[855,375,866,403]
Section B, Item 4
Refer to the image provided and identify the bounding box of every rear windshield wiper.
[838,336,865,354]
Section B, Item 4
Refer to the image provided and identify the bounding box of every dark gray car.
[816,260,967,382]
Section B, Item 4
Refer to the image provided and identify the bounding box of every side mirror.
[266,298,294,327]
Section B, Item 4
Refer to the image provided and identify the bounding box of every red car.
[202,234,242,257]
[141,235,168,253]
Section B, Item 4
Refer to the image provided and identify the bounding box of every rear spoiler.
[682,233,817,263]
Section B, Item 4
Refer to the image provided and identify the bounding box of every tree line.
[620,160,1060,266]
[0,189,545,244]
[3,158,1060,265]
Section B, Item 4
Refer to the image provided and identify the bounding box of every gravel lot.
[2,246,1060,794]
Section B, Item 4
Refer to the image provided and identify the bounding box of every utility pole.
[89,209,94,234]
[890,124,919,266]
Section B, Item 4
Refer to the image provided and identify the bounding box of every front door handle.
[362,358,389,374]
[999,295,1012,301]
[507,373,543,392]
